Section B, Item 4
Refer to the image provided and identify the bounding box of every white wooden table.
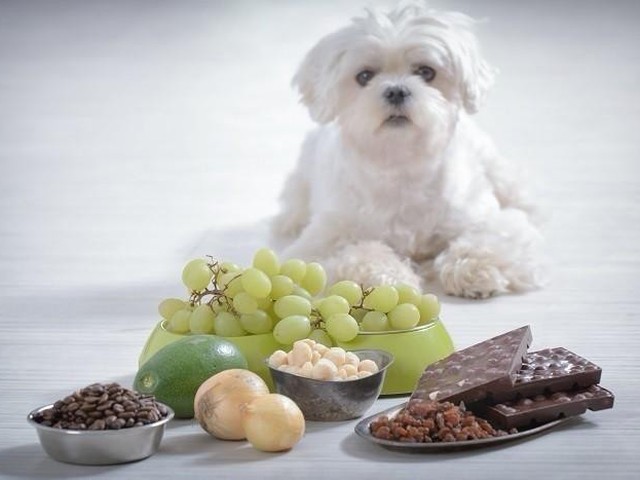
[1,1,638,478]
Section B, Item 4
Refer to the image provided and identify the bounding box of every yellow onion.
[240,393,305,452]
[194,369,269,440]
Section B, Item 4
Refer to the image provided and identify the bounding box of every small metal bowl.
[27,403,174,465]
[268,349,393,421]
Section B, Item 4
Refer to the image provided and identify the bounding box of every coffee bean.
[89,419,106,430]
[96,401,114,411]
[32,383,169,432]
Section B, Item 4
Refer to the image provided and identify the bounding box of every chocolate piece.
[491,347,603,403]
[479,385,615,429]
[410,326,532,405]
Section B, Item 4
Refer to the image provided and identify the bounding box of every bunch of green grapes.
[158,248,441,347]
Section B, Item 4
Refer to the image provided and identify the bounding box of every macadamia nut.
[268,339,380,381]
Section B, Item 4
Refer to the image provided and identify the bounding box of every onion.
[240,393,305,452]
[194,369,269,440]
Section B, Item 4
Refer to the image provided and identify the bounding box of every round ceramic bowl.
[268,349,393,421]
[336,319,454,395]
[139,318,454,395]
[27,403,174,465]
[138,320,282,390]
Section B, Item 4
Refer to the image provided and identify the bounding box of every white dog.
[269,3,545,299]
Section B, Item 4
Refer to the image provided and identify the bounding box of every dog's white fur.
[269,3,546,299]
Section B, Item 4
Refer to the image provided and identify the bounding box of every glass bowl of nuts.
[267,341,393,421]
[27,383,174,465]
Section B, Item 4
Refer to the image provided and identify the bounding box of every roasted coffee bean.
[96,400,114,411]
[32,382,169,431]
[89,419,106,430]
[74,410,87,419]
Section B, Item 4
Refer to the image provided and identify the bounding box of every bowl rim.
[352,318,441,336]
[156,318,441,338]
[266,348,394,384]
[157,318,276,339]
[27,402,175,436]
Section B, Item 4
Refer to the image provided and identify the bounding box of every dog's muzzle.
[383,85,411,106]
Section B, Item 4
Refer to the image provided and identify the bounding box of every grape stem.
[186,260,240,316]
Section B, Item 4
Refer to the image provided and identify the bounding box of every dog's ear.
[292,29,351,124]
[439,12,497,114]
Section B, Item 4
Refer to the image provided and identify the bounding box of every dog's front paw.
[436,251,509,299]
[324,241,422,290]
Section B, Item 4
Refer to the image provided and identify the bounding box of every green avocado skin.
[133,335,248,418]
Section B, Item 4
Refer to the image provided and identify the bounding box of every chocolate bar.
[490,347,603,403]
[410,325,532,405]
[478,384,615,429]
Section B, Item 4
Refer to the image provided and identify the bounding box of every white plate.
[354,402,570,452]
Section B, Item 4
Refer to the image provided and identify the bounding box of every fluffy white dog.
[269,3,545,299]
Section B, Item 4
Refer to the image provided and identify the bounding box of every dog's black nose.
[384,85,411,105]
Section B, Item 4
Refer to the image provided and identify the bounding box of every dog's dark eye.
[414,65,436,82]
[356,70,375,87]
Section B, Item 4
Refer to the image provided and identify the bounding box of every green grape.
[240,310,273,334]
[273,315,311,345]
[279,259,307,283]
[158,298,187,320]
[360,311,390,332]
[291,285,312,300]
[395,283,422,306]
[300,262,327,296]
[325,313,359,342]
[318,295,350,319]
[210,299,228,313]
[350,307,368,322]
[362,285,399,313]
[232,292,258,314]
[214,311,247,337]
[181,259,213,292]
[219,261,241,274]
[273,295,312,319]
[167,309,192,334]
[189,304,215,334]
[218,271,244,297]
[253,247,280,277]
[388,303,420,330]
[328,280,363,306]
[418,293,441,324]
[307,328,334,347]
[270,275,294,299]
[241,267,272,299]
[256,296,273,311]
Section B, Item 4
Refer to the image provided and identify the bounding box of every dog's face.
[294,5,495,153]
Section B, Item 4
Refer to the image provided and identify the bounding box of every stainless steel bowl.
[268,349,393,421]
[27,403,174,465]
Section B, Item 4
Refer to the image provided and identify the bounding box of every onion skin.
[241,394,305,452]
[194,369,269,440]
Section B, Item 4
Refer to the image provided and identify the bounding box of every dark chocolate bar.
[410,325,532,405]
[479,384,615,429]
[491,347,603,403]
